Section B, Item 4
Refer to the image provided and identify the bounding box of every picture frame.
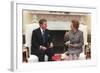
[11,1,97,71]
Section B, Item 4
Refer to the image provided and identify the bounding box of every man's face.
[40,22,47,30]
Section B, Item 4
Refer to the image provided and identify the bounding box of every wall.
[23,11,33,25]
[23,11,91,34]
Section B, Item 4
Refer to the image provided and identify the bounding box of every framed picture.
[11,1,97,71]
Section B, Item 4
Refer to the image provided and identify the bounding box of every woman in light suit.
[64,19,84,60]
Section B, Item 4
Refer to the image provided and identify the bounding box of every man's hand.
[42,46,47,50]
[40,46,47,51]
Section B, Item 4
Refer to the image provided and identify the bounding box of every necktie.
[42,30,46,43]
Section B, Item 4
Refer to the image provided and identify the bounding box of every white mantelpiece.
[47,21,71,30]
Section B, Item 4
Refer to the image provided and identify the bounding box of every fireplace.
[50,30,67,54]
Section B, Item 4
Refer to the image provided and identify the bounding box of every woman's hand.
[68,44,73,48]
[68,44,78,48]
[73,44,79,47]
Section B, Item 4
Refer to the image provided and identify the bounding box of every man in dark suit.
[31,19,54,62]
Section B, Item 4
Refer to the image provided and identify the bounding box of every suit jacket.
[31,28,52,54]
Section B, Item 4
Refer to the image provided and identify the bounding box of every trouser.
[36,48,54,62]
